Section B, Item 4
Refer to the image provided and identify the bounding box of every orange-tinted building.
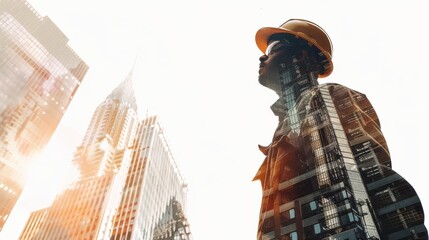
[0,0,88,231]
[18,208,48,240]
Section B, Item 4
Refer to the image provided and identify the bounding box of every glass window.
[348,212,355,222]
[290,231,298,240]
[289,209,295,219]
[310,201,317,211]
[314,223,321,234]
[342,190,348,199]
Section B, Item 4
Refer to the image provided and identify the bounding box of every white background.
[1,0,428,239]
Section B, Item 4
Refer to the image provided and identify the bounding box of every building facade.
[19,73,190,240]
[254,19,427,240]
[152,198,192,240]
[18,208,48,240]
[110,115,188,240]
[0,0,88,231]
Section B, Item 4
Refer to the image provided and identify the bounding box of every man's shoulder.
[317,82,366,97]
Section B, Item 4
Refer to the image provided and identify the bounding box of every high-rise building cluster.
[19,72,190,240]
[1,0,191,239]
[2,0,428,239]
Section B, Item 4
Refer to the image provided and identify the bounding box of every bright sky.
[1,1,428,239]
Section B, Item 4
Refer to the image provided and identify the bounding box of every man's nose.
[259,55,268,62]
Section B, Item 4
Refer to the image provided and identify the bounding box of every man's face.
[258,40,290,93]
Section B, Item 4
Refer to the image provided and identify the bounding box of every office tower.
[18,208,48,240]
[20,73,190,240]
[0,0,88,231]
[110,115,188,240]
[254,19,427,240]
[18,72,139,240]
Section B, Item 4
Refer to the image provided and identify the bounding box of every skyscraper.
[19,72,190,240]
[110,115,188,240]
[254,19,427,239]
[0,0,88,231]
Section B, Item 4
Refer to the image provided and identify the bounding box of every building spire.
[131,55,138,76]
[106,60,138,112]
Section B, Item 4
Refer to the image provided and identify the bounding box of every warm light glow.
[0,127,81,239]
[1,0,428,239]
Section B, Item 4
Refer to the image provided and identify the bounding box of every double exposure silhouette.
[254,19,428,240]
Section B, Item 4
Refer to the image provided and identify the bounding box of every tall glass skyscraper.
[254,19,427,240]
[110,115,188,240]
[0,0,88,231]
[19,72,190,240]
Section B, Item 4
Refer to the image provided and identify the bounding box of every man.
[253,19,427,240]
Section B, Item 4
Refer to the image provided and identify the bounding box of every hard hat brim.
[255,27,333,78]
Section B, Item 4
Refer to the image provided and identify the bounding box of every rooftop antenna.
[128,54,138,77]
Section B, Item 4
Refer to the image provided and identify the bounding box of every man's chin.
[259,77,280,92]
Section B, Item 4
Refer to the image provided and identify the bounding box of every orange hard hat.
[255,19,333,78]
